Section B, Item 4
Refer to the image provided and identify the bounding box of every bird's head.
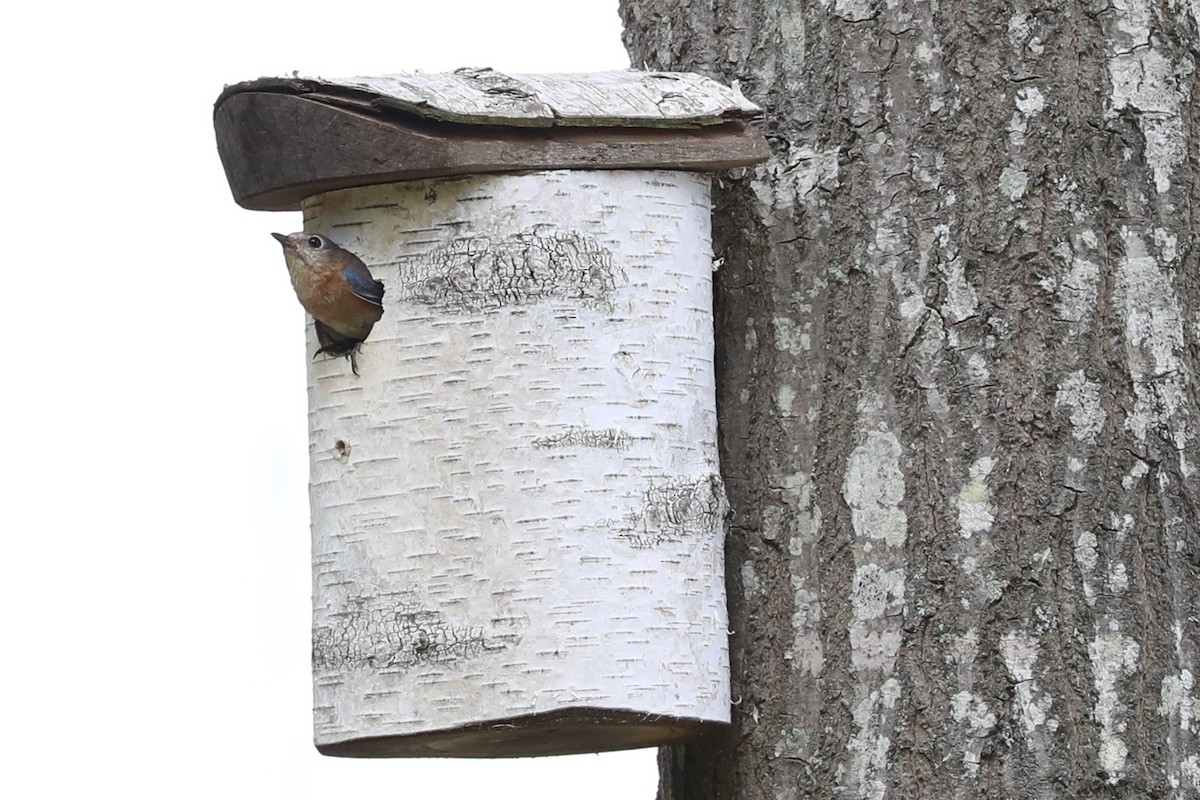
[271,232,346,270]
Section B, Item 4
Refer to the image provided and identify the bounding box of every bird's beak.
[271,232,291,247]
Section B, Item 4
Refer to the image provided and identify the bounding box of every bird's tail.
[314,320,367,375]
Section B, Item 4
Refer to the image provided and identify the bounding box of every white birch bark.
[300,170,729,755]
[304,68,760,126]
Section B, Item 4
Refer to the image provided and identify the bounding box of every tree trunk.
[620,1,1200,797]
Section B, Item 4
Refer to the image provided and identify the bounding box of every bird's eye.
[307,235,324,249]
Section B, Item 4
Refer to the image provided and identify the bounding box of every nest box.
[214,67,768,758]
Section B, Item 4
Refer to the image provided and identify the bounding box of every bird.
[272,232,385,375]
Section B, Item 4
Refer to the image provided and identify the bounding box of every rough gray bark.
[620,1,1200,797]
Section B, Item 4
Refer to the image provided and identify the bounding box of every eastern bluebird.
[272,232,385,375]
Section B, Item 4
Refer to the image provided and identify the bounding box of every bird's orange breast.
[290,265,383,339]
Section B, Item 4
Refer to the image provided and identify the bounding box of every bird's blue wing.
[341,263,385,307]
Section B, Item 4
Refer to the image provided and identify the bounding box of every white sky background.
[2,2,664,797]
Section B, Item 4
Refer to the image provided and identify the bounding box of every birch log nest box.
[213,68,767,758]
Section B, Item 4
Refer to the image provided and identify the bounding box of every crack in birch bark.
[612,475,727,549]
[531,427,633,450]
[386,230,623,313]
[313,591,523,672]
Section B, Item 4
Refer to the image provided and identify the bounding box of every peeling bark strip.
[622,0,1200,798]
[232,67,763,128]
[304,170,730,756]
